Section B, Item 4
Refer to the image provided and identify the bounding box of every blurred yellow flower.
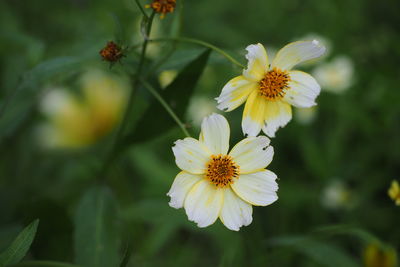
[321,180,352,210]
[187,96,217,127]
[216,41,325,137]
[294,106,318,125]
[388,180,400,206]
[158,70,178,87]
[38,70,128,149]
[312,56,354,93]
[363,243,397,267]
[145,0,176,19]
[168,113,278,231]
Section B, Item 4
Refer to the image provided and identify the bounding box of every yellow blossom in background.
[388,180,400,206]
[38,70,128,149]
[294,106,318,125]
[216,41,325,137]
[158,70,178,87]
[312,56,354,93]
[321,180,353,210]
[168,113,278,231]
[363,243,398,267]
[187,96,217,127]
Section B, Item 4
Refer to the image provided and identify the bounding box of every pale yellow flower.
[312,56,354,93]
[187,96,217,127]
[216,41,325,137]
[38,70,127,148]
[294,106,318,125]
[388,180,400,206]
[321,180,352,209]
[167,113,278,231]
[363,243,397,267]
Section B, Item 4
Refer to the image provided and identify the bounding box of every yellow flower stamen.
[145,0,176,19]
[259,68,290,100]
[206,155,239,188]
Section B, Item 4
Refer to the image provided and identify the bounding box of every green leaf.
[0,219,39,266]
[10,261,81,267]
[124,48,211,144]
[73,186,120,267]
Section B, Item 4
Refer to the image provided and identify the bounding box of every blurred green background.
[0,0,399,266]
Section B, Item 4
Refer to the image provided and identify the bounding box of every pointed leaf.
[0,219,39,266]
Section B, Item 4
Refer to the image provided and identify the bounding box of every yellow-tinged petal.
[284,70,321,108]
[184,179,224,228]
[243,43,269,81]
[231,170,278,206]
[167,171,203,209]
[272,40,325,70]
[172,137,211,174]
[219,188,253,231]
[229,136,273,174]
[242,90,267,137]
[262,100,292,138]
[216,75,257,112]
[199,113,230,155]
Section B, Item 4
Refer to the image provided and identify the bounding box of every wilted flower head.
[167,113,278,231]
[216,41,325,137]
[146,0,176,19]
[312,56,354,93]
[388,180,400,206]
[99,41,125,64]
[363,243,398,267]
[38,70,128,149]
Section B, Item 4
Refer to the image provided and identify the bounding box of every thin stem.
[150,37,245,68]
[99,11,156,176]
[139,78,191,138]
[134,0,148,19]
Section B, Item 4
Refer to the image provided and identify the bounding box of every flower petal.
[262,100,292,137]
[272,40,326,70]
[284,71,321,108]
[243,43,269,81]
[199,113,230,155]
[231,170,278,206]
[167,171,203,209]
[172,137,211,174]
[184,180,224,228]
[216,76,257,112]
[229,136,273,173]
[242,90,267,137]
[219,188,253,231]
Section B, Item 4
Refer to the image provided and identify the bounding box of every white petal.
[216,76,257,112]
[199,113,230,155]
[243,43,269,81]
[172,137,211,174]
[242,90,267,137]
[272,40,326,70]
[167,172,203,209]
[231,170,278,206]
[229,136,273,173]
[262,101,292,138]
[219,188,253,231]
[284,71,321,108]
[184,180,224,228]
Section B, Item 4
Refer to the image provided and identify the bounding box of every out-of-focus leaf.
[10,261,81,267]
[269,236,359,267]
[312,224,380,244]
[123,48,211,144]
[73,186,120,267]
[0,219,39,266]
[0,56,88,140]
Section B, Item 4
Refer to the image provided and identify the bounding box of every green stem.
[134,0,148,19]
[99,11,156,176]
[150,37,245,68]
[139,78,191,138]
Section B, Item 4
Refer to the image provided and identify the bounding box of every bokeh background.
[0,0,399,266]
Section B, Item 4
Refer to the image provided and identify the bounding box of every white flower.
[321,180,352,210]
[216,41,325,137]
[312,56,354,93]
[167,113,278,231]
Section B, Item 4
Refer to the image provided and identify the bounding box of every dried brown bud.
[99,41,125,63]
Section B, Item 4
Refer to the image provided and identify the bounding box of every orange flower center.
[259,68,290,100]
[206,155,239,188]
[147,0,176,18]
